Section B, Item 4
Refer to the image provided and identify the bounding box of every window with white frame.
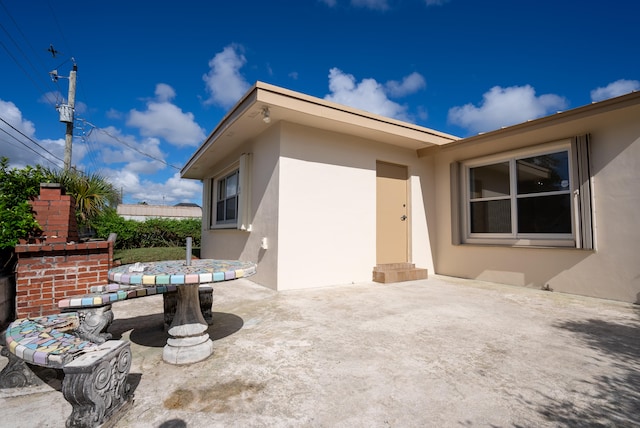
[209,154,252,230]
[456,136,593,248]
[215,169,239,225]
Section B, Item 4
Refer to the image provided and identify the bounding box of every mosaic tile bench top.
[4,313,98,368]
[107,259,257,286]
[58,285,181,310]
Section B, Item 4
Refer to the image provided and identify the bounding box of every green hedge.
[92,208,201,250]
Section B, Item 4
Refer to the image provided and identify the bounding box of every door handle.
[400,215,407,221]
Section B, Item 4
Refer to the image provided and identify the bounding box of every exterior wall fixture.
[262,106,271,123]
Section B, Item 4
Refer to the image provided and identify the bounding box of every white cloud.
[109,137,165,174]
[75,101,88,115]
[126,84,206,147]
[448,85,568,134]
[106,108,123,120]
[0,99,36,137]
[93,126,140,160]
[154,83,176,102]
[351,0,389,10]
[39,91,63,106]
[425,0,449,5]
[105,168,201,205]
[165,173,202,199]
[385,72,426,97]
[0,98,202,205]
[590,79,640,102]
[0,99,64,168]
[124,159,165,175]
[202,45,251,108]
[91,128,167,169]
[324,68,425,121]
[320,0,337,6]
[103,168,140,198]
[86,124,204,203]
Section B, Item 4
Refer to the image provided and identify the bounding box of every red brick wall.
[13,184,113,318]
[15,242,112,318]
[28,183,79,244]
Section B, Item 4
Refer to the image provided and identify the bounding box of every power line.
[41,1,102,173]
[0,1,60,109]
[72,62,104,173]
[0,115,64,167]
[47,1,72,56]
[0,2,97,173]
[0,0,55,82]
[0,130,41,158]
[0,38,57,108]
[78,119,182,171]
[76,122,102,171]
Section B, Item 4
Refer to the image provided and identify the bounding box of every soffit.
[182,82,459,179]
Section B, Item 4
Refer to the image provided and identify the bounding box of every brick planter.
[13,183,114,318]
[15,241,112,318]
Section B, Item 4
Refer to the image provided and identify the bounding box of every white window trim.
[209,154,252,231]
[461,140,576,247]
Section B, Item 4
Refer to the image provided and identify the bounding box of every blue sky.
[1,0,638,206]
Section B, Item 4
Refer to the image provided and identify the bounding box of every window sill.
[208,225,252,233]
[458,240,593,251]
[210,224,238,230]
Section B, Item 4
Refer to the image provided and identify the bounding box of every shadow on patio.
[109,312,244,348]
[527,316,640,426]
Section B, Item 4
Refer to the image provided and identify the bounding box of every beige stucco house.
[182,82,640,303]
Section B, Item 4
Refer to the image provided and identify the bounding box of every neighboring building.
[182,82,640,303]
[117,203,202,221]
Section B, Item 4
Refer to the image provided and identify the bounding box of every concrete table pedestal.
[108,259,257,365]
[162,284,214,364]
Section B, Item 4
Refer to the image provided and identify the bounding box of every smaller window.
[209,154,252,231]
[214,170,239,226]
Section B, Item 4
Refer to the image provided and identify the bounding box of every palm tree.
[44,168,120,231]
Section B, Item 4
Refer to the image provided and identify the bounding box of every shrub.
[92,209,201,250]
[136,218,201,249]
[92,208,138,249]
[0,158,46,250]
[0,157,48,271]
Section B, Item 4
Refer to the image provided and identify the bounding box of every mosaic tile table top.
[4,313,98,368]
[108,259,257,286]
[58,284,180,310]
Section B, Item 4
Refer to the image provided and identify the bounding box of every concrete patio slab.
[2,275,639,427]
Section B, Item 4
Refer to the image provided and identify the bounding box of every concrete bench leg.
[0,346,51,388]
[62,340,133,428]
[74,306,114,344]
[163,286,213,328]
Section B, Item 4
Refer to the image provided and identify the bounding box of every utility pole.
[54,63,77,170]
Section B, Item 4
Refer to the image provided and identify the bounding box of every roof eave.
[417,90,640,157]
[182,82,460,179]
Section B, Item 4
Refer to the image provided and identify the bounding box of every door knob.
[400,215,407,221]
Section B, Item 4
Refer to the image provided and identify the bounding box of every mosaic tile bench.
[0,312,132,427]
[57,283,214,343]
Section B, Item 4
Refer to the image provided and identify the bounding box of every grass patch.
[114,247,201,265]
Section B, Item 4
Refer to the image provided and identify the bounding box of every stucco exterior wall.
[276,123,433,290]
[200,122,436,291]
[199,126,281,290]
[430,115,640,303]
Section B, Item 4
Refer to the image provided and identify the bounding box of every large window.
[458,137,593,248]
